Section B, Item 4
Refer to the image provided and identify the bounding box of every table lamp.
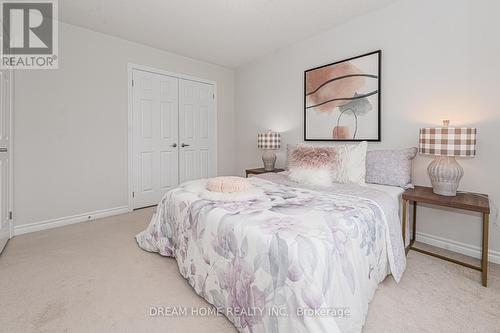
[257,131,280,171]
[419,120,477,196]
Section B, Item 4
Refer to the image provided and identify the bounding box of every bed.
[136,172,406,333]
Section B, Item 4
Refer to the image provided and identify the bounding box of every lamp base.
[427,156,464,196]
[262,150,277,171]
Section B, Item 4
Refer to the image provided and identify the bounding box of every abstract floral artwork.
[304,50,381,141]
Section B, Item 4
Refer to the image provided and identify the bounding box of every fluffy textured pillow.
[332,141,368,185]
[288,146,337,186]
[207,176,252,193]
[285,144,298,170]
[365,148,418,189]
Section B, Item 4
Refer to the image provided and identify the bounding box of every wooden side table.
[402,186,490,287]
[245,168,285,178]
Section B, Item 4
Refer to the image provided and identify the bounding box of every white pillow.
[332,141,367,185]
[288,167,333,186]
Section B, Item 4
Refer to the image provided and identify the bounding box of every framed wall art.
[304,50,381,141]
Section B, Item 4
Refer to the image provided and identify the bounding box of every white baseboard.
[415,231,500,264]
[13,207,500,265]
[14,206,129,236]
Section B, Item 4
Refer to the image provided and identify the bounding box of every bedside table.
[245,168,285,178]
[402,186,490,287]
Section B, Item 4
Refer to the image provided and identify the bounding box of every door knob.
[171,143,177,148]
[181,143,190,147]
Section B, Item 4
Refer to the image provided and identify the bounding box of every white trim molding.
[8,69,14,240]
[14,206,129,236]
[127,63,217,86]
[415,231,500,265]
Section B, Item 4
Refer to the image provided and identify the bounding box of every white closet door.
[0,70,12,253]
[132,70,179,209]
[179,79,216,182]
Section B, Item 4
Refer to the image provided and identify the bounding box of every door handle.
[0,148,7,153]
[171,143,177,148]
[181,143,190,147]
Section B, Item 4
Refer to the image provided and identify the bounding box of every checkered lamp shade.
[419,127,476,157]
[257,132,281,150]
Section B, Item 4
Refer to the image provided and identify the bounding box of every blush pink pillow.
[288,146,337,168]
[288,145,337,186]
[207,177,252,193]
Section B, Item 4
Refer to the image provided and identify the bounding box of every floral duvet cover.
[136,173,406,333]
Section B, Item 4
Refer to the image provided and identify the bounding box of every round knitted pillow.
[206,176,252,193]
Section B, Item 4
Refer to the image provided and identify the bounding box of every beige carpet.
[1,208,499,333]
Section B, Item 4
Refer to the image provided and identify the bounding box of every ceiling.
[59,0,399,68]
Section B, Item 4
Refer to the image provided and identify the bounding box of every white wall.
[235,0,500,255]
[14,22,235,228]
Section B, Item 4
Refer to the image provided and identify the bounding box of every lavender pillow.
[365,148,417,189]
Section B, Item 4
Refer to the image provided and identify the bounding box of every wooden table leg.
[402,199,407,251]
[412,201,417,244]
[482,213,489,287]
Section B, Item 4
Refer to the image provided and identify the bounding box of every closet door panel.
[132,70,179,209]
[179,79,216,183]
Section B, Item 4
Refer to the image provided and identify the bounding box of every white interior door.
[0,70,12,253]
[179,79,216,182]
[132,70,179,209]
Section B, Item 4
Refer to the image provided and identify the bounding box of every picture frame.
[304,50,381,141]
